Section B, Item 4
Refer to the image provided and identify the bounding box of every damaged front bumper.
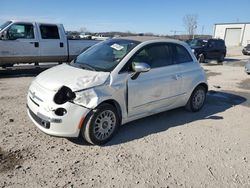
[27,94,91,138]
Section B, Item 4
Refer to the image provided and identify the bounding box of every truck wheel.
[198,54,205,63]
[81,103,119,145]
[185,85,206,112]
[217,54,225,64]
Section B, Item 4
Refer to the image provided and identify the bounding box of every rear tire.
[217,54,225,63]
[186,85,207,112]
[81,103,119,145]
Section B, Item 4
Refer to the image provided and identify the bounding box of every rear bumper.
[27,95,90,138]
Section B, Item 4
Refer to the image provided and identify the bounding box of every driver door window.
[7,24,34,40]
[132,44,174,68]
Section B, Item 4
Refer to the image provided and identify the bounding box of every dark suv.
[242,44,250,55]
[187,39,227,63]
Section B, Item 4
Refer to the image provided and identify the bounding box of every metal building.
[214,22,250,47]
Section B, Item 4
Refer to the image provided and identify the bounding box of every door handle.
[60,42,64,48]
[30,42,39,47]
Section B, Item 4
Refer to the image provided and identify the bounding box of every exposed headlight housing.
[54,86,76,105]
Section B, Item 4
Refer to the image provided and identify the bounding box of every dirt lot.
[0,56,250,187]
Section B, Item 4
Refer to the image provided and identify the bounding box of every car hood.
[34,64,110,92]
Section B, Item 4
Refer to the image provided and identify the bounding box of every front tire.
[81,103,119,145]
[186,85,207,112]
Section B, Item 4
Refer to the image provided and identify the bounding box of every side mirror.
[131,62,150,80]
[0,31,7,40]
[132,62,151,73]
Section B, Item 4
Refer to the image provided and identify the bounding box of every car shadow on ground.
[68,90,247,146]
[0,64,57,78]
[224,58,242,62]
[201,58,248,67]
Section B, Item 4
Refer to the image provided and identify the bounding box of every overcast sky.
[1,0,249,35]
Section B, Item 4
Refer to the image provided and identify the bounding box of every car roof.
[209,38,225,41]
[119,36,169,42]
[118,36,186,45]
[9,20,61,25]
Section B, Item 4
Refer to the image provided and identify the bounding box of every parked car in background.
[79,32,92,40]
[242,44,250,55]
[92,34,111,41]
[245,60,250,74]
[0,20,99,68]
[66,32,81,40]
[187,38,227,63]
[27,37,208,145]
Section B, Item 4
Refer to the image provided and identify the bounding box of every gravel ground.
[0,59,250,188]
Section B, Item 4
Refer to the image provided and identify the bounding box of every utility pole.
[192,25,197,39]
[201,25,204,35]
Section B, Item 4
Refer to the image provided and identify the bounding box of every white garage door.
[225,28,241,46]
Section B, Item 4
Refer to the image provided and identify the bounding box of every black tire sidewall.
[82,103,119,145]
[189,86,206,112]
[218,54,225,62]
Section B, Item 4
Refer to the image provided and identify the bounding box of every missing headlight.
[54,86,76,105]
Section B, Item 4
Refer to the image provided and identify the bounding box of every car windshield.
[73,39,139,72]
[0,21,12,31]
[187,39,207,47]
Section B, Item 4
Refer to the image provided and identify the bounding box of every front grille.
[29,108,50,129]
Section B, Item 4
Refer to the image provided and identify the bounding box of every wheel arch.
[185,81,208,105]
[196,82,208,93]
[98,99,122,124]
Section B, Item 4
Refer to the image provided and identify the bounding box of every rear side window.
[174,44,193,64]
[208,40,216,47]
[40,25,60,39]
[216,40,225,48]
[133,44,174,68]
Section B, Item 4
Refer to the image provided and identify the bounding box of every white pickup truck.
[0,21,99,67]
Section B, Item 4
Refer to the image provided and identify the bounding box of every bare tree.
[183,14,198,39]
[79,27,88,33]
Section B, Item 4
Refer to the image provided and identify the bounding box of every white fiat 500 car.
[27,37,208,145]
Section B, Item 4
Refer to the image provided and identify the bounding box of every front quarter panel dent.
[73,86,113,109]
